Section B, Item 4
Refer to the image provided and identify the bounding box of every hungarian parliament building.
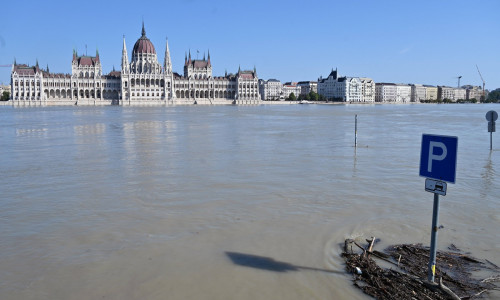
[10,24,261,105]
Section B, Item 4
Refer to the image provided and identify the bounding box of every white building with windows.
[10,23,260,106]
[437,86,466,102]
[375,83,396,102]
[282,82,301,99]
[317,69,364,102]
[360,78,375,102]
[258,79,282,100]
[395,84,412,103]
[375,83,411,102]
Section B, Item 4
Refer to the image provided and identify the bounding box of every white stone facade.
[438,86,466,102]
[11,54,120,106]
[318,69,364,102]
[395,84,411,103]
[282,84,301,99]
[375,83,396,102]
[360,78,375,102]
[10,23,261,106]
[259,79,282,100]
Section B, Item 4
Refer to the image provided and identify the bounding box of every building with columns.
[11,23,260,106]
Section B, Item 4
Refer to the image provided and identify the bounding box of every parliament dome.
[132,24,156,54]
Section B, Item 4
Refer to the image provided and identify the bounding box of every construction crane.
[456,76,462,88]
[0,64,12,68]
[476,65,485,101]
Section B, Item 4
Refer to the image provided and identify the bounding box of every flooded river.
[0,104,498,299]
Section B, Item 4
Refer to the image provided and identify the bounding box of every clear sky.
[1,0,499,90]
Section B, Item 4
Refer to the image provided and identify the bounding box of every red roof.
[239,73,254,79]
[193,60,209,68]
[133,36,156,54]
[73,56,99,66]
[14,64,39,75]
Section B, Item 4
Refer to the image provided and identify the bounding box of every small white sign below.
[425,178,447,196]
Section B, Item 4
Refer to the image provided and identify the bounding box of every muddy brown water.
[1,104,498,299]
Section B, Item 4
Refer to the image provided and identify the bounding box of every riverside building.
[10,23,261,106]
[317,69,369,102]
[437,86,466,102]
[297,81,318,96]
[258,79,282,100]
[282,82,301,99]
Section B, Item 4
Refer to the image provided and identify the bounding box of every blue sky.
[1,0,499,90]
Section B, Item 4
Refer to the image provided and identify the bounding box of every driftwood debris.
[342,238,499,300]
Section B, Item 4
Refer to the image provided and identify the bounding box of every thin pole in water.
[428,192,440,282]
[355,114,358,148]
[491,131,493,151]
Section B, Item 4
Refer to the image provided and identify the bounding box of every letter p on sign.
[427,142,447,172]
[420,134,458,184]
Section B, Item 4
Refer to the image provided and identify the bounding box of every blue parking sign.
[419,134,458,183]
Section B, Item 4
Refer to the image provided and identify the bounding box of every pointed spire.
[36,59,39,68]
[253,65,256,76]
[164,37,172,74]
[238,65,241,74]
[122,35,129,73]
[113,65,115,72]
[46,64,49,73]
[203,52,205,61]
[225,69,227,77]
[14,57,16,66]
[207,49,211,63]
[141,21,146,37]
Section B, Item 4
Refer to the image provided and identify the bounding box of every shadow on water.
[225,252,343,274]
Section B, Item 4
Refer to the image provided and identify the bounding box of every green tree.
[487,88,500,103]
[288,92,296,101]
[309,91,319,101]
[1,91,10,101]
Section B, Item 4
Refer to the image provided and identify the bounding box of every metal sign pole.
[428,192,440,282]
[355,114,358,148]
[491,131,493,151]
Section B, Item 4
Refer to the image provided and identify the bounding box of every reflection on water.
[0,104,498,300]
[481,152,495,199]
